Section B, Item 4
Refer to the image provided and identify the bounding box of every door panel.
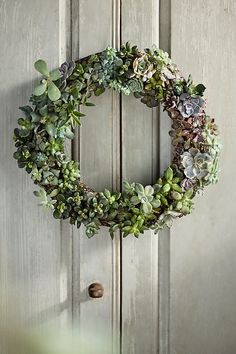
[2,1,234,354]
[0,0,71,326]
[71,1,120,353]
[121,1,160,354]
[170,1,236,354]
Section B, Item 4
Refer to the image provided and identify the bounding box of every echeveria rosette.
[130,184,161,214]
[178,93,205,118]
[13,43,221,238]
[132,52,156,82]
[181,147,214,186]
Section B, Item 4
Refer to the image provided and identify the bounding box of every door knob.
[88,282,104,298]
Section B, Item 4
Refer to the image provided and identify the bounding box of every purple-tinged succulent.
[163,93,179,111]
[181,147,213,180]
[178,93,205,118]
[181,178,195,190]
[59,61,75,89]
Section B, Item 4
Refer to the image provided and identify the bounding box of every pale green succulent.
[131,184,161,214]
[181,148,213,180]
[132,53,156,81]
[33,59,61,101]
[172,188,194,215]
[33,189,57,210]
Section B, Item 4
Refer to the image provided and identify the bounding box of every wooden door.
[1,1,235,354]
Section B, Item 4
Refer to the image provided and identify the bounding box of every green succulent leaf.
[53,210,62,219]
[45,123,57,137]
[48,82,61,101]
[50,68,61,81]
[171,184,183,193]
[33,82,47,96]
[142,202,152,214]
[135,183,145,195]
[50,189,59,197]
[95,87,105,96]
[19,106,33,115]
[64,127,74,139]
[151,198,161,209]
[162,183,171,194]
[194,84,206,96]
[39,105,48,116]
[30,112,41,122]
[34,59,50,77]
[144,185,154,196]
[184,188,194,198]
[85,102,95,106]
[164,167,173,181]
[130,196,141,205]
[171,191,182,201]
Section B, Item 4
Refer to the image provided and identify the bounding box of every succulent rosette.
[178,93,205,118]
[13,43,221,238]
[181,148,213,180]
[132,52,156,81]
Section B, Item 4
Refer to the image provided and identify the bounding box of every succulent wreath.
[13,43,221,238]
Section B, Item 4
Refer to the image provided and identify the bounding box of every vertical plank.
[121,2,160,353]
[59,0,73,327]
[170,1,236,354]
[71,1,121,353]
[0,0,72,327]
[158,1,171,353]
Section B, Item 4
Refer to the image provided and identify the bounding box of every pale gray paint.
[170,1,236,354]
[121,1,160,354]
[1,1,236,354]
[0,0,72,327]
[71,1,121,353]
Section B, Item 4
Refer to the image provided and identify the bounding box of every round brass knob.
[88,282,104,298]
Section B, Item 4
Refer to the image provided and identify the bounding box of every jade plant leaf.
[33,82,47,96]
[34,59,50,77]
[50,68,61,81]
[48,82,61,101]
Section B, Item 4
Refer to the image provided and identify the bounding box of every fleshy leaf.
[131,196,140,205]
[50,68,61,81]
[144,185,154,196]
[164,167,173,181]
[45,123,56,137]
[151,198,161,209]
[195,84,206,96]
[33,82,47,96]
[135,183,145,195]
[48,82,61,101]
[34,59,50,77]
[142,202,152,214]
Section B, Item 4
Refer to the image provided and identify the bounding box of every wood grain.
[71,1,120,353]
[0,0,72,327]
[121,1,160,353]
[170,1,236,353]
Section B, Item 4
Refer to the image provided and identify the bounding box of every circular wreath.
[13,43,221,238]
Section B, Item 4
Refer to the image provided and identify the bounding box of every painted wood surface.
[71,1,121,353]
[121,1,160,353]
[2,1,235,354]
[0,0,72,328]
[170,1,236,353]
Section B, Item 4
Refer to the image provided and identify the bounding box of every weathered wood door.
[1,1,236,354]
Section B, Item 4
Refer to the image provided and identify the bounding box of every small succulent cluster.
[13,43,221,238]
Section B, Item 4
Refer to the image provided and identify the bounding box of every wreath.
[13,43,221,238]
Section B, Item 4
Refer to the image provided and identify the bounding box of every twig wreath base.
[13,43,221,238]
